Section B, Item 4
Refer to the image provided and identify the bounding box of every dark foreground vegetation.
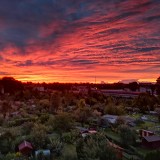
[0,76,160,160]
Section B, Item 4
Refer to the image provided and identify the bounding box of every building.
[142,135,160,149]
[101,89,140,98]
[75,126,97,138]
[101,115,136,127]
[71,85,89,94]
[18,141,33,155]
[101,114,118,126]
[33,86,45,92]
[81,129,97,138]
[139,129,154,138]
[35,150,51,159]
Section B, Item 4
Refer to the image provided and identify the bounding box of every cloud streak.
[0,0,159,82]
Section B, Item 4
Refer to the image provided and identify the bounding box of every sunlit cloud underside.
[0,0,160,83]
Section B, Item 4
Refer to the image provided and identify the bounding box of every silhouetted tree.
[0,77,23,94]
[156,77,160,95]
[128,82,139,91]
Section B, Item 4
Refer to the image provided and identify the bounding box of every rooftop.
[35,150,51,156]
[143,135,160,142]
[18,141,33,151]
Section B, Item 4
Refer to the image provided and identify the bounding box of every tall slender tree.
[156,77,160,95]
[50,92,61,113]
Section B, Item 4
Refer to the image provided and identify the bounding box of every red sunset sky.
[0,0,159,83]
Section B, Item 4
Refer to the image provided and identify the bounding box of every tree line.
[0,76,160,95]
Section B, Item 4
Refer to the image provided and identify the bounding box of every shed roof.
[102,114,118,119]
[35,150,51,156]
[102,115,118,124]
[18,141,33,151]
[143,135,160,142]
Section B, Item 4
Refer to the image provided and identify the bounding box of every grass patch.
[105,129,121,144]
[130,114,142,119]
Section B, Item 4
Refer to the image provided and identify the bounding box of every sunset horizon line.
[0,76,157,84]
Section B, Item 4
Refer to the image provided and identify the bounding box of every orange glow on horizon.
[0,0,159,83]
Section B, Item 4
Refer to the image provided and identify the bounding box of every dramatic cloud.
[0,0,159,82]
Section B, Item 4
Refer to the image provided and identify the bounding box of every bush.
[39,114,50,124]
[22,121,35,135]
[52,113,74,135]
[0,114,3,126]
[62,131,79,144]
[48,137,63,156]
[118,125,137,147]
[7,117,36,127]
[30,123,49,149]
[76,133,118,160]
[61,150,78,160]
[145,150,160,160]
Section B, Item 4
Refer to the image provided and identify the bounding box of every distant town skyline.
[0,0,159,83]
